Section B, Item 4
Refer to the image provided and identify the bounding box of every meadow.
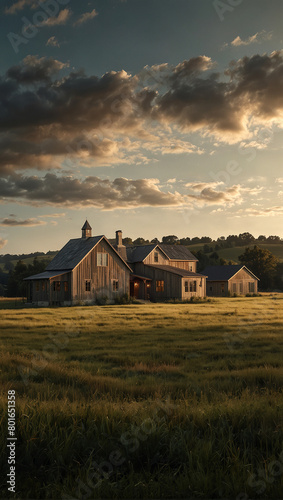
[0,297,282,499]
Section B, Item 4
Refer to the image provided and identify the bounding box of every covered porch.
[130,275,152,300]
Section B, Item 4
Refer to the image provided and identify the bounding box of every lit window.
[154,252,159,263]
[64,281,68,292]
[97,253,108,267]
[113,279,119,292]
[185,281,189,293]
[85,280,91,292]
[156,280,164,292]
[190,281,197,292]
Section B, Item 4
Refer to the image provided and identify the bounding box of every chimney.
[116,230,123,246]
[115,230,127,261]
[81,220,92,238]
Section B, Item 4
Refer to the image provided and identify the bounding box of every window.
[185,281,189,293]
[239,282,243,294]
[112,279,119,292]
[221,283,225,293]
[36,282,40,292]
[85,280,91,292]
[97,253,108,267]
[156,280,164,292]
[189,265,193,272]
[53,281,61,292]
[249,282,255,293]
[64,281,68,292]
[154,252,159,263]
[210,286,213,292]
[190,281,197,292]
[232,283,237,293]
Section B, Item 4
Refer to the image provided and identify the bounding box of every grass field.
[0,298,283,499]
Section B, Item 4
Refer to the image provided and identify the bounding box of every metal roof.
[159,244,198,261]
[126,244,198,263]
[45,235,132,272]
[24,270,70,281]
[145,264,206,278]
[202,265,259,281]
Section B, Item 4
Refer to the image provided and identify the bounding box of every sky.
[0,0,283,253]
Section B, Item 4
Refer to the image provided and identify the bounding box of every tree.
[162,235,179,245]
[179,237,191,246]
[238,245,278,290]
[133,237,149,246]
[123,237,133,246]
[151,238,160,244]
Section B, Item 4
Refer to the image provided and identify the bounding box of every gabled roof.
[24,270,70,281]
[159,244,198,261]
[46,235,132,272]
[126,243,197,263]
[126,244,160,263]
[145,264,206,278]
[202,265,259,281]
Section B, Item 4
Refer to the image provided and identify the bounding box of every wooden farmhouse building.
[25,221,207,306]
[25,222,132,306]
[203,265,259,297]
[127,243,206,301]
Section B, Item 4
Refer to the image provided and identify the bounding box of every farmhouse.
[25,221,132,306]
[25,221,207,305]
[203,265,259,297]
[126,243,206,301]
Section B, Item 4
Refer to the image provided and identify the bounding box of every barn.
[25,221,132,306]
[203,265,259,297]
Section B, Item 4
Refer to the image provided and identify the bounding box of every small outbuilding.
[203,265,259,297]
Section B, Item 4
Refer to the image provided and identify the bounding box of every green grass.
[0,298,283,499]
[209,244,283,263]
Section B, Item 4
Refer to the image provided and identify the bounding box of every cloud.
[276,178,283,184]
[73,9,98,26]
[185,181,243,206]
[46,36,60,48]
[231,31,272,47]
[39,8,71,26]
[1,52,283,176]
[6,55,68,83]
[0,238,8,249]
[0,218,46,226]
[229,206,283,218]
[4,0,38,14]
[0,174,188,209]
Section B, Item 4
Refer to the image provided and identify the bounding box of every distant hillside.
[206,244,283,263]
[0,252,58,273]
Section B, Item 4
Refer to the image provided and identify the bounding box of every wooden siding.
[168,261,197,272]
[72,239,130,303]
[143,248,168,265]
[207,269,258,297]
[228,269,258,295]
[181,277,206,299]
[50,273,72,305]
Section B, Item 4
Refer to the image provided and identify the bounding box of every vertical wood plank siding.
[72,240,130,302]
